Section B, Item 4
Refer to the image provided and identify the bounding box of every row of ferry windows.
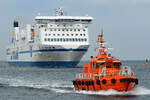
[45,33,86,36]
[44,38,87,42]
[44,29,86,32]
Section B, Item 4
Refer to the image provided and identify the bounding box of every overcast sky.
[0,0,150,61]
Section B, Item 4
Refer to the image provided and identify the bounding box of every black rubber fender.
[91,81,94,85]
[82,81,84,85]
[88,81,91,85]
[86,81,89,86]
[73,80,76,85]
[135,79,138,85]
[78,81,81,85]
[96,79,100,85]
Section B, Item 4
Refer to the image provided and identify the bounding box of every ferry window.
[48,38,50,41]
[78,38,81,41]
[53,34,55,36]
[45,29,47,31]
[71,34,73,36]
[41,25,44,27]
[113,63,120,68]
[96,63,105,68]
[62,34,65,36]
[80,34,82,36]
[66,38,68,41]
[49,34,51,36]
[63,38,65,41]
[44,38,47,41]
[78,29,80,31]
[72,38,75,41]
[54,38,56,41]
[50,29,52,31]
[60,38,62,41]
[83,29,86,31]
[66,29,68,31]
[57,25,59,27]
[67,34,69,36]
[69,38,72,41]
[51,39,53,41]
[45,34,47,36]
[81,38,84,41]
[85,38,87,41]
[74,29,76,31]
[57,38,59,41]
[75,38,78,41]
[83,34,86,36]
[62,29,64,31]
[54,29,56,31]
[58,34,60,36]
[58,29,60,31]
[70,25,73,27]
[70,29,72,31]
[76,34,78,36]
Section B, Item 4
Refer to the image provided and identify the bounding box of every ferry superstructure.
[6,8,93,67]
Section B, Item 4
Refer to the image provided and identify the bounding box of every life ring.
[102,79,107,84]
[111,79,116,84]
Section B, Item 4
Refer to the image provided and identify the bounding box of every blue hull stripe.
[8,61,79,67]
[19,49,87,54]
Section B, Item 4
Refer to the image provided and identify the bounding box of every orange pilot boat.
[73,29,138,92]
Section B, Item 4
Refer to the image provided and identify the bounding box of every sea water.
[0,61,150,100]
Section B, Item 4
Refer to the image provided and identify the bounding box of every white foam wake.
[1,77,150,95]
[75,86,150,96]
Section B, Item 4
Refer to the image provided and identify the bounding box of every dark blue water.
[0,61,150,100]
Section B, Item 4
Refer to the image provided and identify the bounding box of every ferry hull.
[8,61,79,67]
[7,48,87,67]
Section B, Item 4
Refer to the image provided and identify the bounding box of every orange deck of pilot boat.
[73,29,138,92]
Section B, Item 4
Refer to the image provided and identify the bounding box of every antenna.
[56,0,64,16]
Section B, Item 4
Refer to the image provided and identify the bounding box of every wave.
[0,77,150,95]
[75,86,150,96]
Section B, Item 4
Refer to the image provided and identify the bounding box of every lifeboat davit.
[73,29,138,92]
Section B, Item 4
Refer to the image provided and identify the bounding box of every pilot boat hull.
[73,76,138,91]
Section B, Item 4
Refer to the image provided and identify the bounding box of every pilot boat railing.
[76,66,134,79]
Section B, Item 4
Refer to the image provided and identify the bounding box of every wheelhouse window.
[113,62,120,68]
[96,62,105,68]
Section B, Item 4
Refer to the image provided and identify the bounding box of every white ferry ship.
[6,8,93,67]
